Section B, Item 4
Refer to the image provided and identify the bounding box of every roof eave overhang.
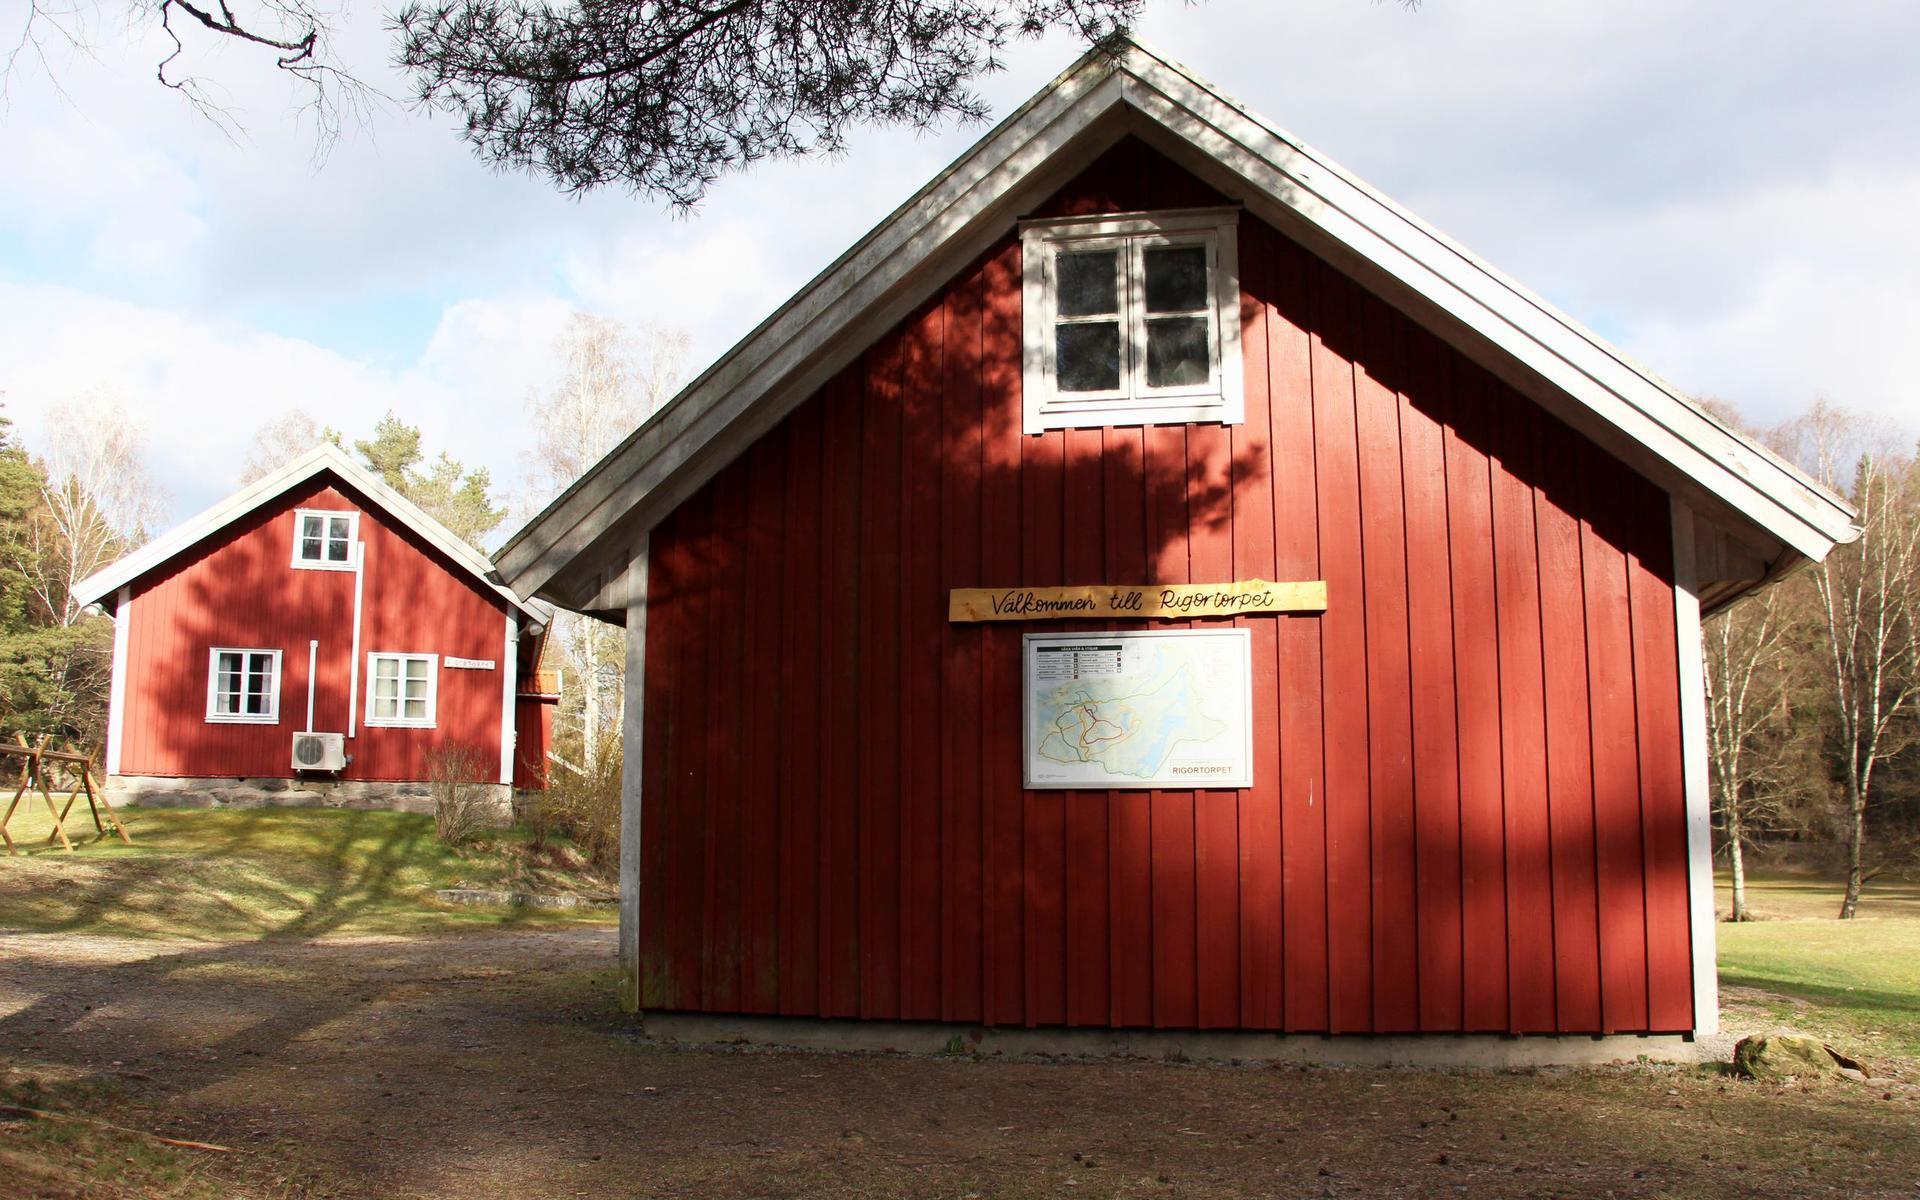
[494,39,1860,618]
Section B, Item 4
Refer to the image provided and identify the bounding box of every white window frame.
[364,652,439,729]
[291,508,360,571]
[205,647,283,724]
[1021,207,1244,434]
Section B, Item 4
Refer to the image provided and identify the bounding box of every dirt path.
[2,927,1916,1198]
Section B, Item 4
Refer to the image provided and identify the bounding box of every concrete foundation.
[109,773,513,820]
[638,1012,1702,1068]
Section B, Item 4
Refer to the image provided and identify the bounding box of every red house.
[496,41,1857,1056]
[78,445,555,814]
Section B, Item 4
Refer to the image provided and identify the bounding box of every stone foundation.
[637,1012,1703,1067]
[108,773,513,821]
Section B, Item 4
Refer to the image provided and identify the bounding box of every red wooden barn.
[497,41,1856,1052]
[78,445,556,814]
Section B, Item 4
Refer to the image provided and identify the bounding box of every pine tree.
[353,413,506,548]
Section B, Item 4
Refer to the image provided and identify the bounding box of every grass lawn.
[0,804,615,940]
[1716,869,1920,1064]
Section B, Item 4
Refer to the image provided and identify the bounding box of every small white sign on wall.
[444,657,497,671]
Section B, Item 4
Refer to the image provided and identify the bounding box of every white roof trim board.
[495,37,1857,610]
[75,443,553,631]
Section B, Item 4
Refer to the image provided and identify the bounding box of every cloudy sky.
[2,0,1915,539]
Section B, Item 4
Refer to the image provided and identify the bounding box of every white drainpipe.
[347,539,366,739]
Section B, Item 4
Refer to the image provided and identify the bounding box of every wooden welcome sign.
[948,579,1328,623]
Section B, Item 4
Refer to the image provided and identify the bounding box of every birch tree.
[240,410,341,484]
[1785,402,1920,919]
[524,314,688,770]
[31,395,167,626]
[1703,585,1793,921]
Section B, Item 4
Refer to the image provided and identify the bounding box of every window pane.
[1144,246,1209,313]
[327,518,351,562]
[1145,317,1211,388]
[375,675,398,701]
[214,652,240,714]
[404,678,428,701]
[404,696,426,719]
[302,515,323,540]
[374,695,396,719]
[405,659,428,682]
[301,536,323,561]
[1055,250,1118,317]
[1055,322,1122,393]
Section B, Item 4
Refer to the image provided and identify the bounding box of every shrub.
[426,741,494,845]
[538,734,621,875]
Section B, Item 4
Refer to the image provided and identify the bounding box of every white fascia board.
[494,50,1123,588]
[494,64,1133,598]
[493,39,1858,605]
[75,443,551,627]
[1110,55,1856,561]
[1118,42,1853,541]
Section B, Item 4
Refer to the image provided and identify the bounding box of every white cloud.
[0,283,581,539]
[560,222,784,366]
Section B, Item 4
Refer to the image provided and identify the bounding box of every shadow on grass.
[3,807,583,941]
[1719,970,1920,1021]
[1716,870,1920,920]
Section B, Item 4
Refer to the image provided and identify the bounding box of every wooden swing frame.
[0,734,129,854]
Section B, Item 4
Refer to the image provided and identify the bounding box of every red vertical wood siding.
[512,697,554,790]
[116,477,515,784]
[636,141,1696,1034]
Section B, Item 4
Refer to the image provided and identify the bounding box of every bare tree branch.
[5,0,384,158]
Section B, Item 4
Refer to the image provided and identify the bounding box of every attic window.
[1021,208,1244,433]
[292,509,357,570]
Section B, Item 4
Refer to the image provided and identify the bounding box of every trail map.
[1022,629,1253,789]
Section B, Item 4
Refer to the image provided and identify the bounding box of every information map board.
[1022,628,1253,790]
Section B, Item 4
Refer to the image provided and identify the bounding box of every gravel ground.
[2,926,1916,1199]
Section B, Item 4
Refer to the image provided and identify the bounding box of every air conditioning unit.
[291,732,347,772]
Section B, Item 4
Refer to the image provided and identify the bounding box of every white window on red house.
[292,509,358,570]
[366,653,437,728]
[1020,208,1244,433]
[206,648,281,723]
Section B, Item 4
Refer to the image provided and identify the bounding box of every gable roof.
[75,443,553,630]
[495,36,1858,617]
